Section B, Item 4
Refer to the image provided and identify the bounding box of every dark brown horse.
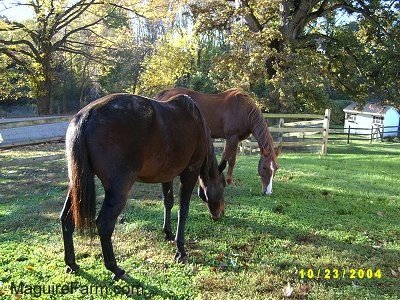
[157,88,280,195]
[60,93,225,280]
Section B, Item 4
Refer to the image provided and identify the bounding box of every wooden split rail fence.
[217,109,332,155]
[0,110,330,167]
[0,110,332,167]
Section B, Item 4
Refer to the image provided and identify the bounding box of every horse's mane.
[165,94,200,121]
[171,94,219,181]
[200,118,220,182]
[232,89,277,164]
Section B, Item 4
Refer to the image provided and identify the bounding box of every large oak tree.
[190,0,399,111]
[0,0,138,114]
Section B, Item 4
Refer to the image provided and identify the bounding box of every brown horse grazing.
[60,93,225,280]
[157,88,281,195]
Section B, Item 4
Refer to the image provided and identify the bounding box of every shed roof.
[343,102,396,116]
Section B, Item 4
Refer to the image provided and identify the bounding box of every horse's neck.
[248,106,273,151]
[199,154,214,184]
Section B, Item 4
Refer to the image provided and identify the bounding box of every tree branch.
[52,15,105,51]
[0,38,39,58]
[0,48,35,75]
[54,0,96,32]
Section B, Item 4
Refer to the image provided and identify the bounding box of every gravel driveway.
[0,116,70,148]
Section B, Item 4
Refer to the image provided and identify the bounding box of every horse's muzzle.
[263,189,272,196]
[211,210,224,221]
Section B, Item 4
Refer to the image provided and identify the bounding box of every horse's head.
[198,164,226,220]
[259,144,281,195]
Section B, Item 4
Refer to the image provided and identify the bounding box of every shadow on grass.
[2,149,400,298]
[72,269,188,300]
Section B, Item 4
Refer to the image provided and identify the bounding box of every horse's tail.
[66,112,96,237]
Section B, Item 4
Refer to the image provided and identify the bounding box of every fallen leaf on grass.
[351,282,360,289]
[299,282,311,294]
[390,268,398,277]
[191,265,200,275]
[25,265,34,271]
[145,258,154,264]
[188,239,198,245]
[215,253,225,261]
[209,267,218,272]
[282,282,293,298]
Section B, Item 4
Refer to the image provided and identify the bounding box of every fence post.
[278,118,284,144]
[347,126,350,144]
[321,109,331,155]
[370,126,373,143]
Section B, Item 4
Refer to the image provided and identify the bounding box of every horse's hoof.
[65,264,80,274]
[112,270,128,281]
[119,273,132,282]
[164,231,175,242]
[174,252,188,263]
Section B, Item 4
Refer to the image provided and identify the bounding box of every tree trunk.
[37,52,53,115]
[79,59,90,108]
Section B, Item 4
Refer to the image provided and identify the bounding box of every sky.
[0,0,359,24]
[0,0,34,21]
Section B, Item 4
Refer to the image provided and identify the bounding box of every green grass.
[1,142,399,299]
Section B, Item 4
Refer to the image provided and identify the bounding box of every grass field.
[0,142,399,299]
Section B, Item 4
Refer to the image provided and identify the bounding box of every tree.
[0,53,31,102]
[190,0,400,112]
[0,0,132,114]
[136,30,197,96]
[98,17,165,95]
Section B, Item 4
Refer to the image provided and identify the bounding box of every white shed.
[343,102,400,138]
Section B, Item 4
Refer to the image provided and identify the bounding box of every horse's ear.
[218,160,227,173]
[274,143,282,157]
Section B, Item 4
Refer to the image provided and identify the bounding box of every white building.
[343,102,400,138]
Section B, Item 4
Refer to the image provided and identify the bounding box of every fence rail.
[1,112,333,154]
[329,125,400,143]
[3,110,397,154]
[224,109,331,155]
[3,110,399,167]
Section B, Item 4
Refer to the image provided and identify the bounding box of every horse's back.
[70,93,207,184]
[157,88,250,138]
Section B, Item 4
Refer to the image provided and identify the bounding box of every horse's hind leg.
[96,181,133,280]
[162,181,175,241]
[60,191,79,273]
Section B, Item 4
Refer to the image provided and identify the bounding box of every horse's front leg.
[221,136,239,185]
[162,181,174,241]
[60,191,79,274]
[175,172,198,263]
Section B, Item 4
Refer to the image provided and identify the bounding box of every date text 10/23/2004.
[299,268,382,280]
